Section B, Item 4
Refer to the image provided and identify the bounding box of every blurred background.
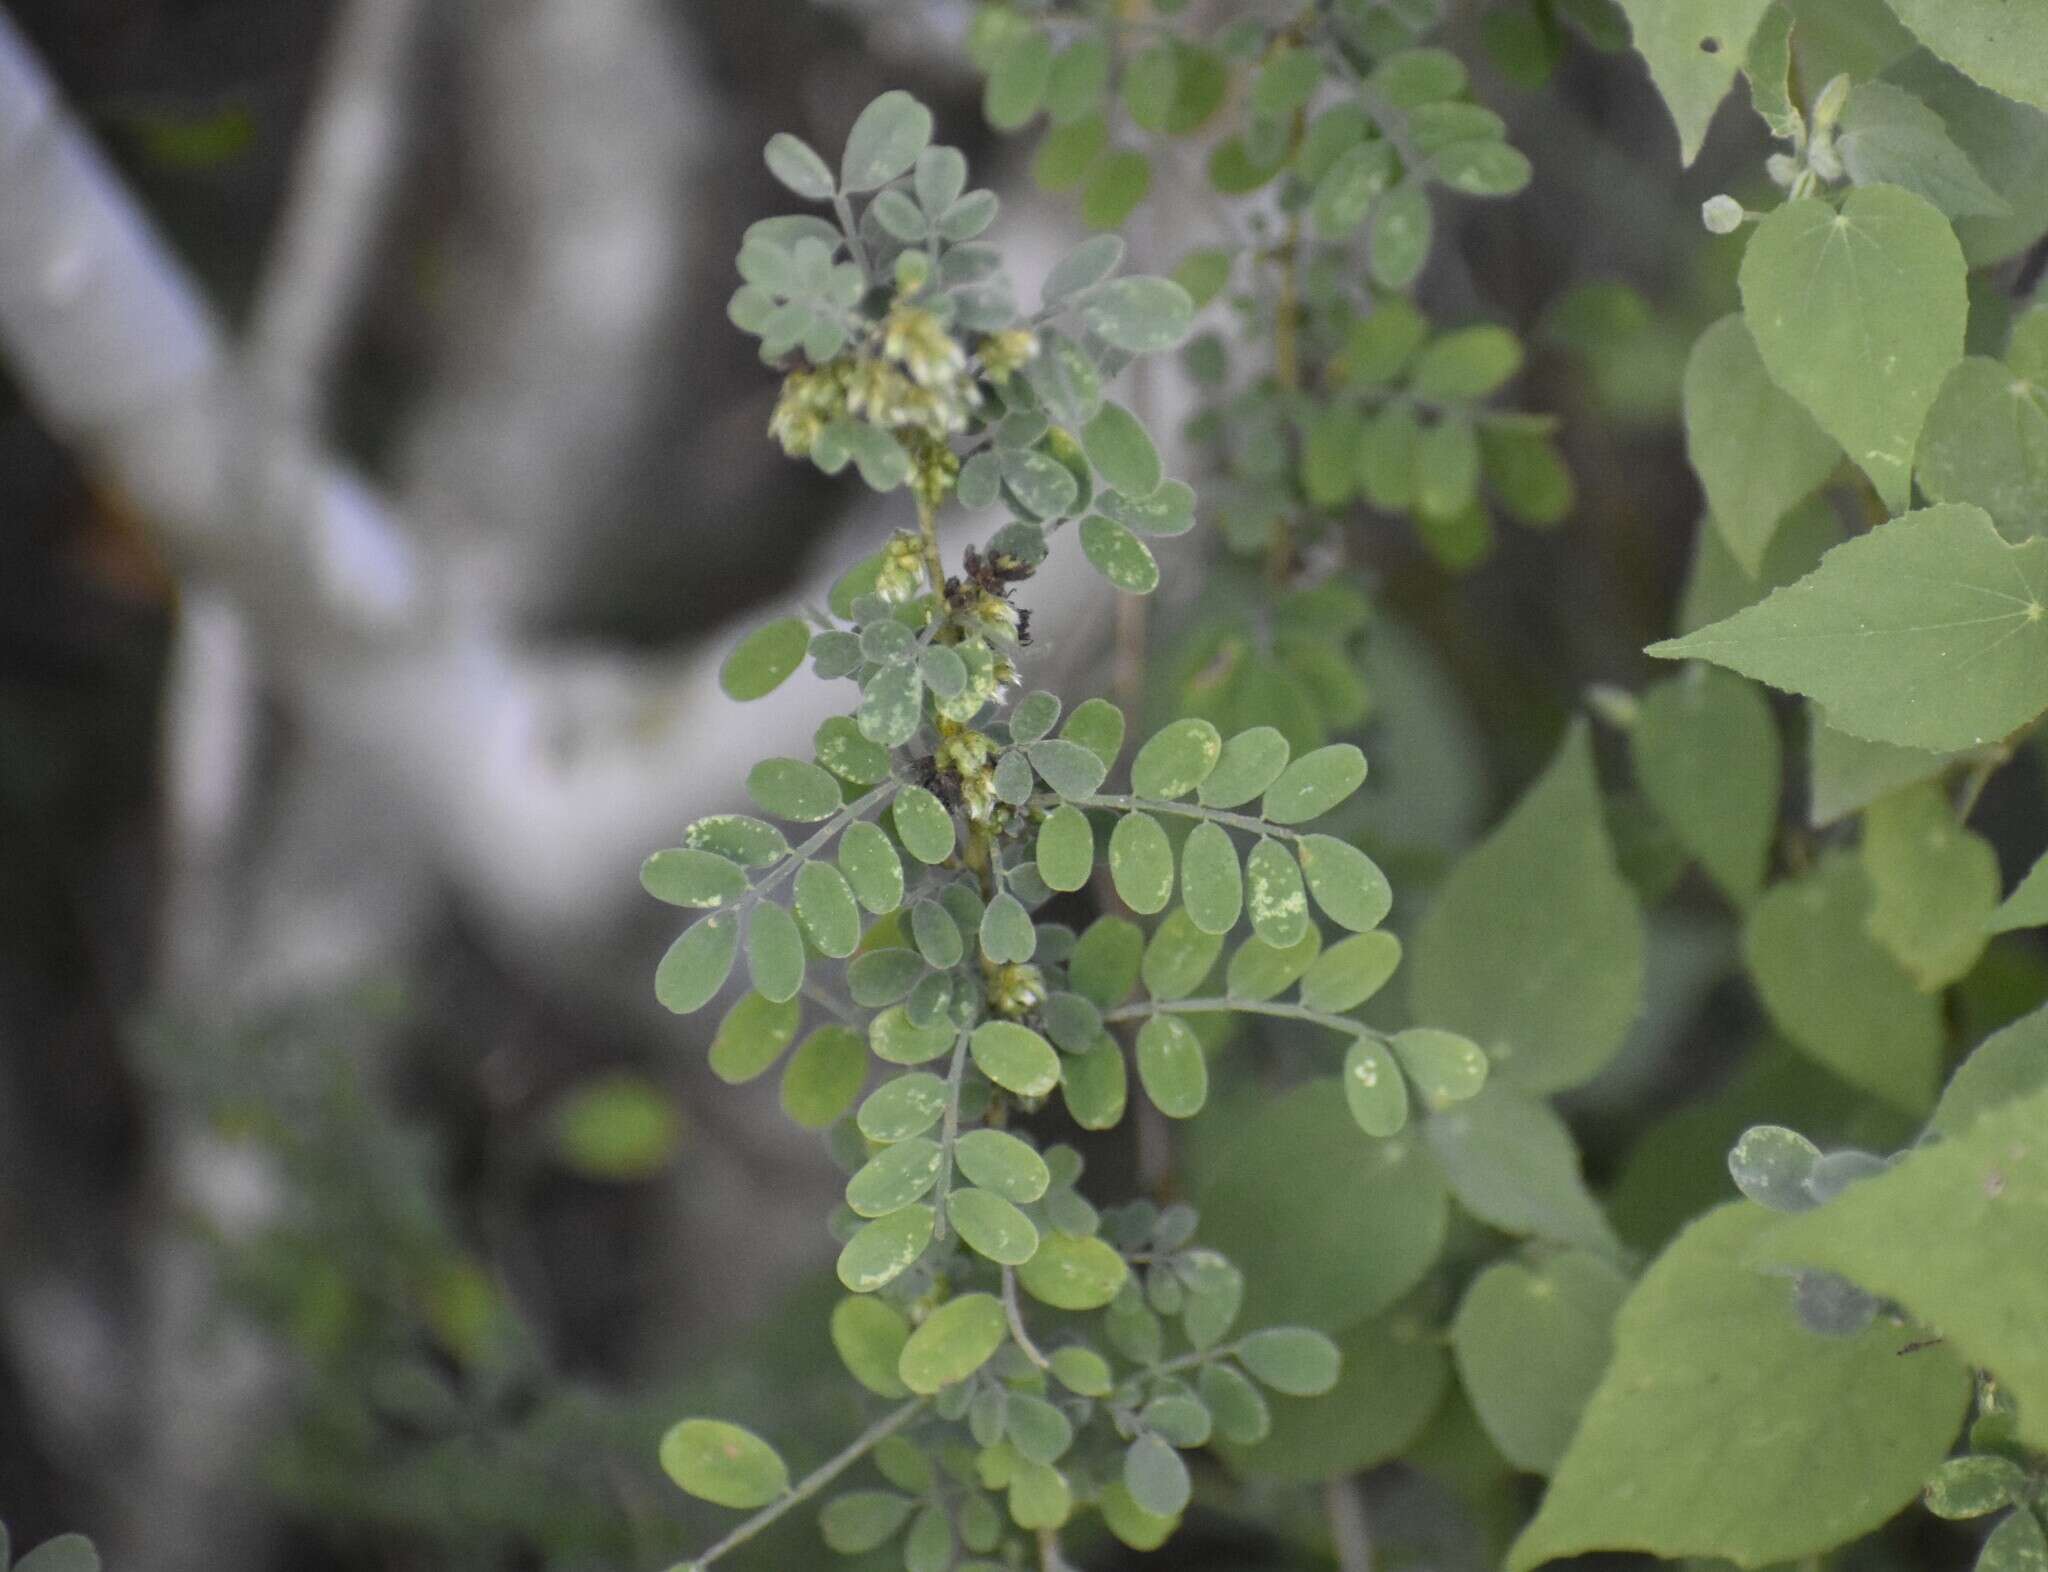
[0,0,1941,1568]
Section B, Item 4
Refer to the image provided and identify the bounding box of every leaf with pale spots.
[1342,1037,1408,1136]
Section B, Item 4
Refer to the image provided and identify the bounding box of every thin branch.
[1325,1475,1374,1572]
[1106,995,1381,1039]
[931,1027,972,1243]
[684,1400,927,1568]
[1002,1266,1051,1370]
[244,0,431,426]
[1042,792,1308,842]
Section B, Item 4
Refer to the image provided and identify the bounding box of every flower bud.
[1700,194,1746,236]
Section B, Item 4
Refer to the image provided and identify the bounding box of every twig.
[1002,1265,1051,1370]
[1325,1475,1374,1572]
[244,0,431,426]
[683,1400,927,1568]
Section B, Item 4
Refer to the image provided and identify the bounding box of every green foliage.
[1409,723,1646,1093]
[1509,1205,1971,1569]
[650,5,2048,1564]
[1655,504,2048,752]
[1756,1085,2048,1449]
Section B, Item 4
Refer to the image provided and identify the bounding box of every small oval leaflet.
[1133,717,1225,799]
[859,617,917,666]
[1245,836,1310,947]
[894,786,957,864]
[1142,1393,1212,1448]
[1262,744,1368,825]
[746,757,844,823]
[1062,1038,1128,1130]
[815,715,891,785]
[794,860,862,957]
[1137,1015,1209,1118]
[1003,448,1081,519]
[1300,931,1402,1013]
[1238,1326,1344,1399]
[836,1204,936,1293]
[898,1292,1007,1394]
[846,1138,944,1218]
[1924,1454,2027,1520]
[948,1186,1040,1264]
[856,1072,948,1142]
[1201,1361,1272,1445]
[1083,275,1195,353]
[655,911,740,1015]
[1070,914,1142,1007]
[838,820,904,913]
[1082,401,1163,498]
[841,90,933,193]
[1123,1431,1192,1520]
[1016,1231,1128,1310]
[660,1417,789,1508]
[831,1296,910,1398]
[720,616,812,701]
[1011,689,1062,743]
[1727,1124,1823,1213]
[1062,697,1127,768]
[1343,1037,1410,1137]
[1298,834,1393,932]
[1036,803,1095,892]
[1181,821,1245,935]
[1226,928,1322,1002]
[910,899,964,969]
[1391,1027,1489,1107]
[1028,737,1110,798]
[781,1025,867,1129]
[970,1020,1061,1097]
[1101,479,1197,537]
[1042,232,1125,305]
[1370,182,1433,289]
[708,991,800,1084]
[1199,726,1292,808]
[640,847,747,909]
[980,891,1037,963]
[820,1491,916,1554]
[1412,324,1524,401]
[954,1128,1051,1202]
[746,903,806,1003]
[1142,908,1223,1000]
[682,813,788,868]
[858,663,924,747]
[1109,811,1176,914]
[1080,514,1162,593]
[870,1005,956,1067]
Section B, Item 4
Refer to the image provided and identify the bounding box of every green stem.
[684,1400,927,1568]
[1003,1265,1051,1370]
[1105,995,1380,1039]
[833,191,872,284]
[1043,792,1306,843]
[741,781,902,910]
[1325,1476,1374,1572]
[916,490,947,603]
[931,1027,972,1243]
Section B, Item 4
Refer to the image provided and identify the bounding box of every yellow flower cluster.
[767,361,853,459]
[932,637,1017,726]
[935,722,999,824]
[873,532,927,604]
[977,328,1040,384]
[986,962,1046,1018]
